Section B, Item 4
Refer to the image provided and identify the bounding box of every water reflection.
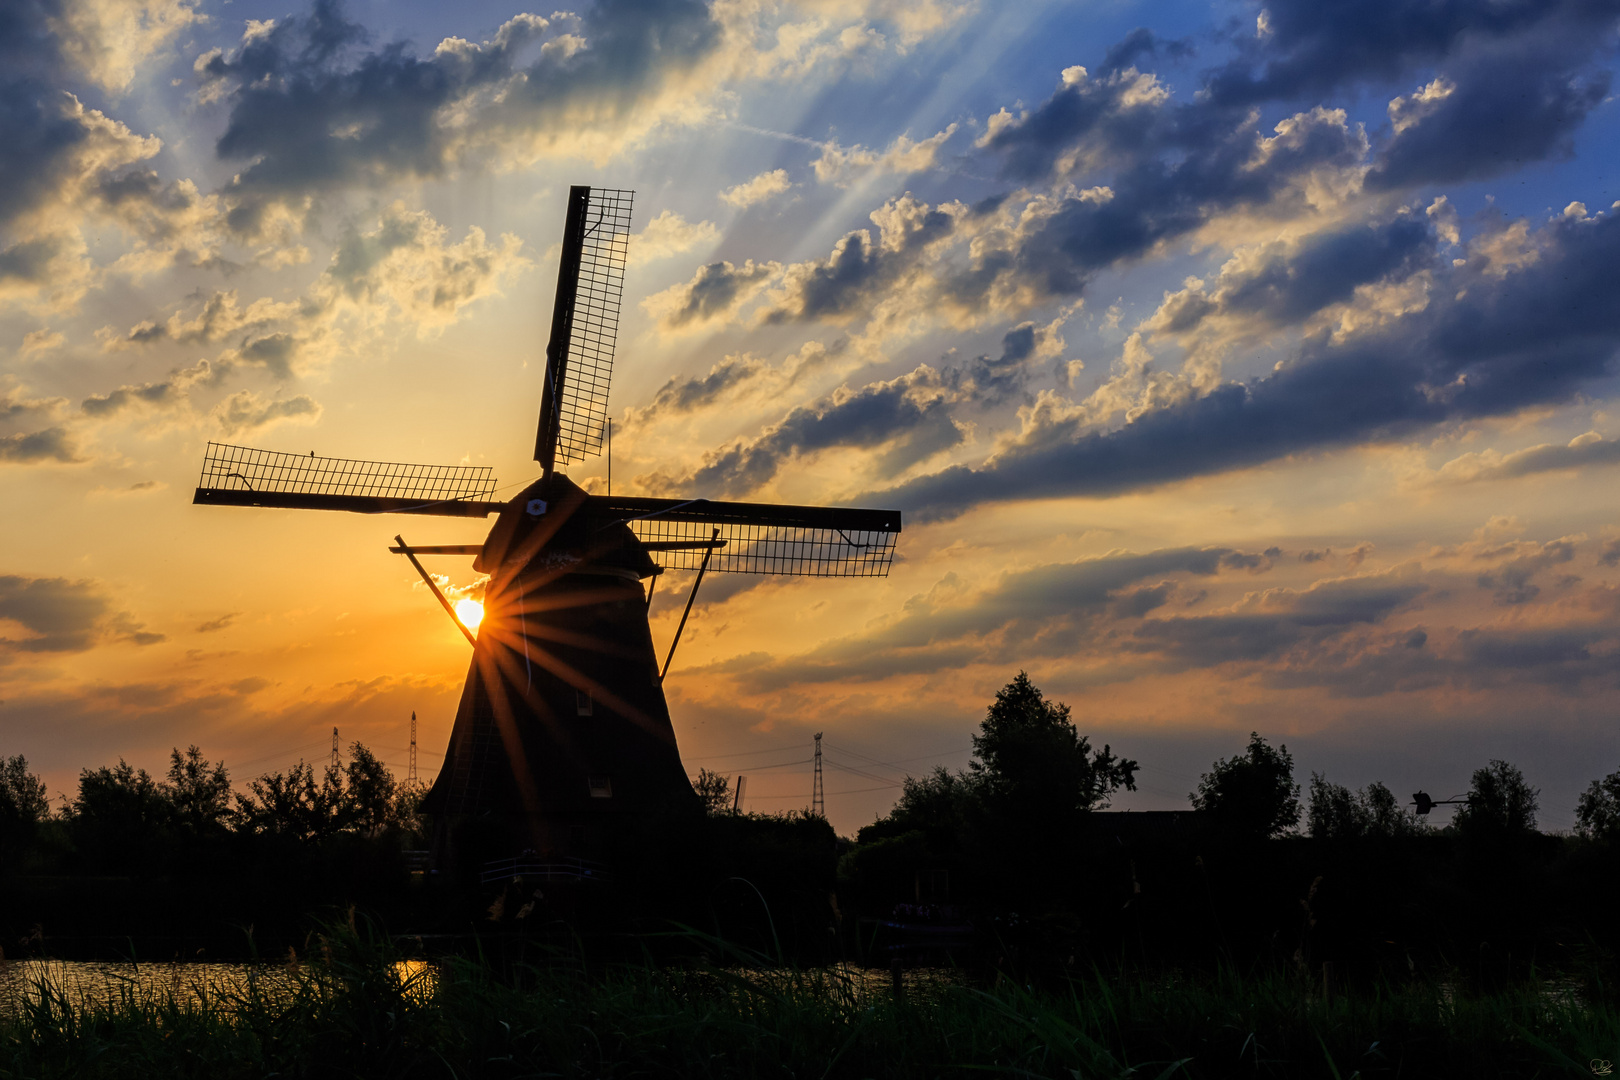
[0,959,439,1014]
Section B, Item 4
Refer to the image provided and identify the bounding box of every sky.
[3,0,1620,835]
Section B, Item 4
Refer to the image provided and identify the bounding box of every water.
[0,958,437,1014]
[0,956,957,1015]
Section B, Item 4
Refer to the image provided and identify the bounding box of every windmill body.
[193,187,901,870]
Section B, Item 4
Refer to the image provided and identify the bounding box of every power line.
[687,743,806,763]
[749,782,901,800]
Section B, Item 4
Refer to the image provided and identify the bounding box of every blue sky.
[3,0,1620,832]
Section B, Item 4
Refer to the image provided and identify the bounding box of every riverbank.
[2,924,1616,1079]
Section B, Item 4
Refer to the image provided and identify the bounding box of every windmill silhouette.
[193,186,901,867]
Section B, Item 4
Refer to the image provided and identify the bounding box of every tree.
[166,746,232,834]
[1453,759,1538,839]
[72,760,172,871]
[1308,773,1418,839]
[693,768,733,815]
[967,671,1137,830]
[1575,768,1620,841]
[345,742,398,832]
[1192,733,1300,839]
[0,755,49,829]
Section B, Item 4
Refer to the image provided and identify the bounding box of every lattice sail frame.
[625,516,897,577]
[198,442,496,504]
[553,187,633,466]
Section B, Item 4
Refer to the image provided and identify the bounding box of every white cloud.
[629,210,720,266]
[811,125,959,186]
[720,169,793,209]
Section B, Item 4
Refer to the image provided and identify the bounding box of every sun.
[454,598,484,631]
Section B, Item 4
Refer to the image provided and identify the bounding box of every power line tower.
[811,732,825,818]
[408,711,418,787]
[330,727,340,771]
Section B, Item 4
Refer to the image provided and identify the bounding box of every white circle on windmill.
[526,499,548,517]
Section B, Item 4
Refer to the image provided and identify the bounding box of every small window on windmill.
[575,690,593,716]
[588,776,612,798]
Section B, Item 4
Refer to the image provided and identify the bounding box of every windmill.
[192,186,901,867]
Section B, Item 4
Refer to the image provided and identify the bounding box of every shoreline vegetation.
[2,921,1617,1079]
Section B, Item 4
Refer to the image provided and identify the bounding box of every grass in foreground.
[2,927,1617,1079]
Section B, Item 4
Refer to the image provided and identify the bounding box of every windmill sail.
[594,495,901,577]
[193,442,503,518]
[535,186,634,473]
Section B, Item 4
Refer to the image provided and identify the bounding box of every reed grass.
[1,924,1616,1079]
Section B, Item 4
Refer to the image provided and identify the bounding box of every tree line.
[0,740,422,877]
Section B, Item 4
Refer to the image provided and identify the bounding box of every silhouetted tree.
[1575,767,1620,842]
[888,766,974,839]
[238,743,404,839]
[0,755,49,853]
[693,768,733,815]
[968,671,1137,831]
[344,742,397,833]
[240,761,345,841]
[166,745,233,835]
[72,760,171,872]
[1308,773,1418,839]
[1453,759,1538,840]
[1192,733,1300,839]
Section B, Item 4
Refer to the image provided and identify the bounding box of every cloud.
[0,573,162,654]
[49,0,203,94]
[720,169,792,209]
[643,258,780,330]
[1366,35,1610,190]
[647,364,967,497]
[211,390,322,436]
[867,206,1620,522]
[195,612,239,634]
[197,0,942,236]
[811,124,958,186]
[106,290,293,349]
[1436,432,1620,485]
[1144,214,1436,338]
[629,354,768,423]
[628,209,719,266]
[728,545,1277,688]
[80,358,227,419]
[1199,0,1613,108]
[0,428,81,464]
[313,203,527,330]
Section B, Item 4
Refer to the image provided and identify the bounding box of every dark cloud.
[731,545,1272,688]
[205,0,722,234]
[870,209,1620,522]
[0,574,107,652]
[80,359,230,419]
[764,205,955,324]
[1162,215,1437,334]
[196,613,240,634]
[670,366,964,497]
[1100,29,1193,76]
[0,574,160,653]
[946,322,1040,405]
[652,260,776,328]
[1199,0,1615,108]
[1366,36,1610,190]
[0,235,66,285]
[1475,536,1578,605]
[0,1,85,230]
[973,101,1367,305]
[0,427,79,464]
[628,355,768,425]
